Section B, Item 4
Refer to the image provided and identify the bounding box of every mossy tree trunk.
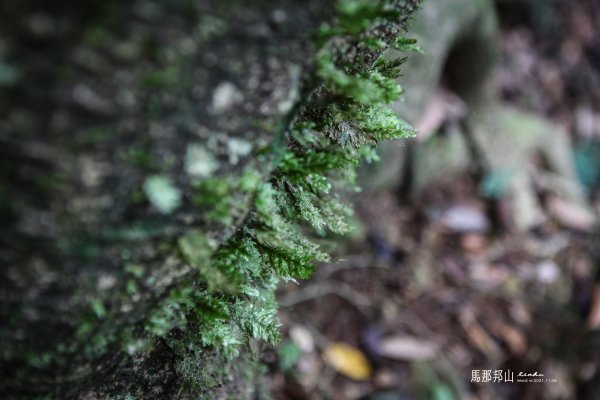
[0,0,420,398]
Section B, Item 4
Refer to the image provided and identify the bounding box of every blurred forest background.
[1,0,599,398]
[267,0,600,399]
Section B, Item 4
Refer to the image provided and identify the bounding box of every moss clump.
[128,0,420,390]
[0,0,421,397]
[124,1,421,394]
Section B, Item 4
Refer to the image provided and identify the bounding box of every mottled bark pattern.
[0,0,420,398]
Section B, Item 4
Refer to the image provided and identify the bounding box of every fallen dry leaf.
[374,369,398,388]
[586,285,600,330]
[459,309,502,361]
[378,335,438,361]
[323,342,372,381]
[547,196,596,232]
[489,320,527,355]
[460,233,487,253]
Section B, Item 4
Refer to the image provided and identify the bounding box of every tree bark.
[0,0,420,398]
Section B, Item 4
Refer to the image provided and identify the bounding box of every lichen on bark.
[0,0,420,398]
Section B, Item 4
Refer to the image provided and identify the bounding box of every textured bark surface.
[0,1,420,398]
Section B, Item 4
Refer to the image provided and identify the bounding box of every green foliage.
[391,37,423,53]
[251,182,330,279]
[373,55,408,79]
[194,173,259,225]
[317,54,402,106]
[317,0,408,43]
[142,16,418,381]
[30,0,420,394]
[176,353,221,392]
[179,230,235,292]
[150,0,419,371]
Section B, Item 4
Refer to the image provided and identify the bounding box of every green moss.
[178,230,234,292]
[317,54,402,106]
[317,0,410,44]
[176,354,221,392]
[194,178,236,224]
[4,1,421,395]
[154,0,420,379]
[391,36,423,53]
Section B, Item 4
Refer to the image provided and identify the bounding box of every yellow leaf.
[323,342,372,380]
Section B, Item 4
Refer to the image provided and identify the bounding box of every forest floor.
[265,1,600,399]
